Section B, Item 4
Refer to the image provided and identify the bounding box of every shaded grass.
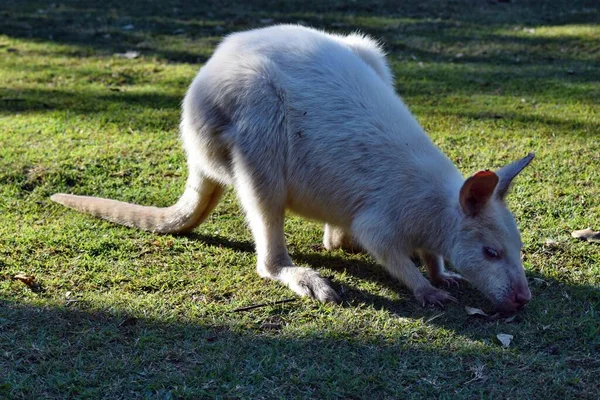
[1,0,599,398]
[3,299,598,399]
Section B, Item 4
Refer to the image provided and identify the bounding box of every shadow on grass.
[0,87,182,134]
[0,87,180,114]
[188,232,425,314]
[1,0,598,133]
[185,232,599,328]
[187,232,255,254]
[0,300,514,397]
[2,271,598,398]
[3,298,455,398]
[1,0,598,65]
[432,109,600,138]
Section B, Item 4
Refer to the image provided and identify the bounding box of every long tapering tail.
[50,177,223,234]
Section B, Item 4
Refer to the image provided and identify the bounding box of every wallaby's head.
[450,153,534,313]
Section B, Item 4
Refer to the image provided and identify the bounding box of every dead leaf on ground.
[114,50,140,59]
[502,315,517,323]
[464,364,486,385]
[13,273,36,287]
[465,306,517,323]
[497,333,513,348]
[571,228,600,243]
[465,306,490,318]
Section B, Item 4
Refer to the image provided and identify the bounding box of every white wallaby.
[52,25,534,312]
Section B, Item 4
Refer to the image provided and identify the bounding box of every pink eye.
[484,247,500,259]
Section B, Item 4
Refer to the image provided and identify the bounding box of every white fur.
[52,25,533,310]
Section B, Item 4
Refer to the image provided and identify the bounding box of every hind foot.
[323,224,363,253]
[261,265,340,303]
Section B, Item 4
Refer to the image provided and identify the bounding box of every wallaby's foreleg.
[232,156,340,303]
[323,224,363,253]
[384,252,456,307]
[420,251,463,288]
[354,220,456,307]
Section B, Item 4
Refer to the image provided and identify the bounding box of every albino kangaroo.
[52,25,534,312]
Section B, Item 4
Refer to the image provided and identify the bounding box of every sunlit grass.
[1,0,599,398]
[500,23,600,39]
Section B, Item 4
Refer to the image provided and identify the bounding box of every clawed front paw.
[416,287,457,308]
[430,271,464,288]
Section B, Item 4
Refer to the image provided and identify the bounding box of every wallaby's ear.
[460,170,499,216]
[495,153,534,199]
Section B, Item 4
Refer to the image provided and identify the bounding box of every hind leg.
[174,171,225,233]
[232,153,340,303]
[323,224,363,253]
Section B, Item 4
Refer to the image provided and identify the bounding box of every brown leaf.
[571,228,600,243]
[13,273,36,287]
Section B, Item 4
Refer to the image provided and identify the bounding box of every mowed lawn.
[1,0,599,398]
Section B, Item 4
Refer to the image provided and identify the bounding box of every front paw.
[415,286,457,308]
[430,271,464,288]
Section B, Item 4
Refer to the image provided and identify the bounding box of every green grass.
[1,0,599,398]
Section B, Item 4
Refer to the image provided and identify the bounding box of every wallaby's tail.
[50,177,224,234]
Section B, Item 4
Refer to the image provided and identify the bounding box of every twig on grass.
[231,298,297,312]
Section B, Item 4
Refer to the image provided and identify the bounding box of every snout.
[496,285,532,313]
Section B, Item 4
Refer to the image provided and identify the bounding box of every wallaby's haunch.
[52,25,534,312]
